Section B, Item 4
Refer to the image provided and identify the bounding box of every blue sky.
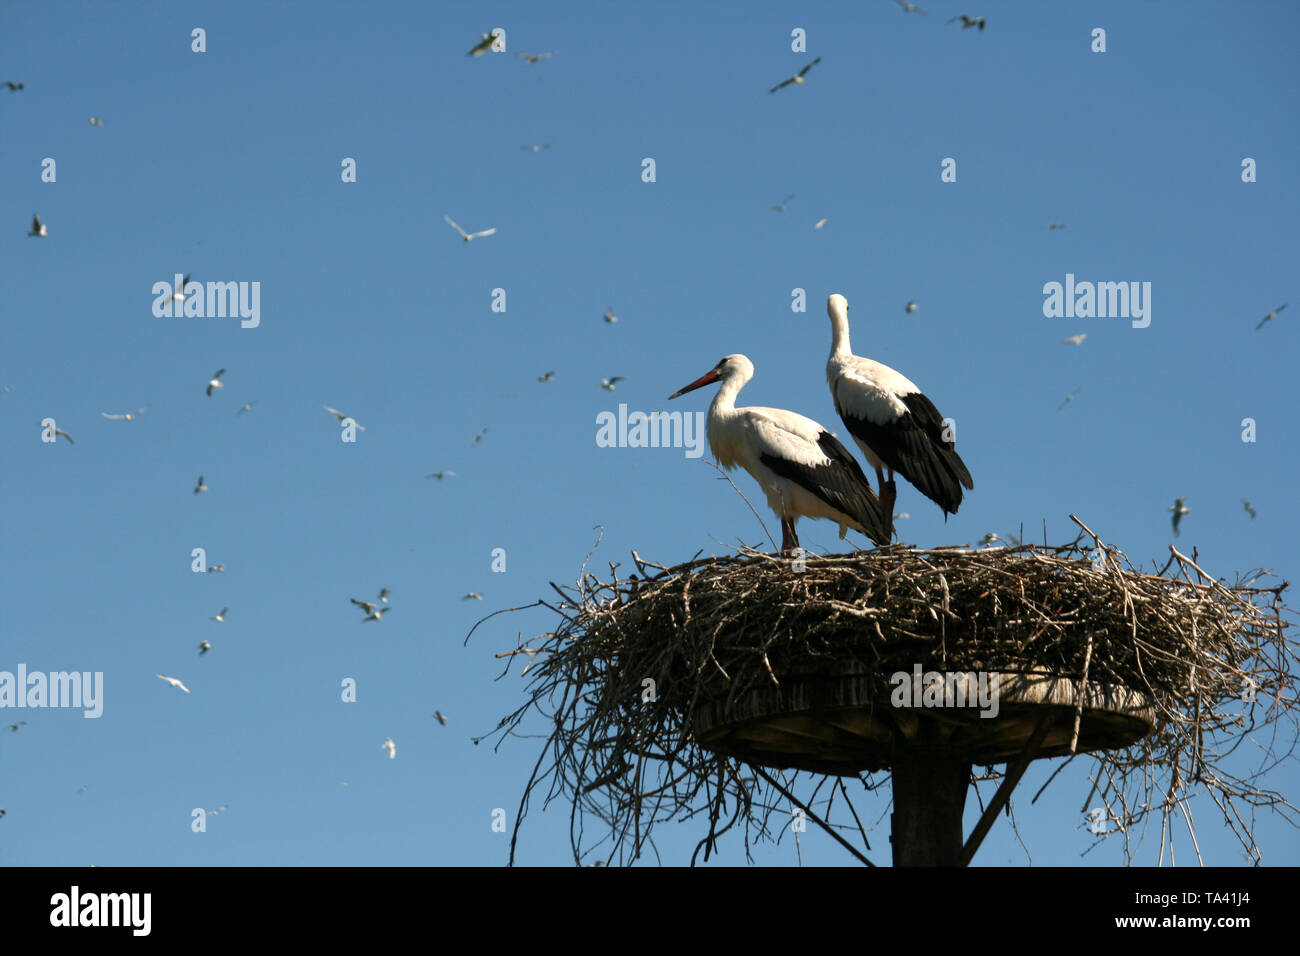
[1,0,1296,867]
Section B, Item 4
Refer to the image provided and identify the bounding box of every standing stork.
[825,294,973,537]
[668,354,889,553]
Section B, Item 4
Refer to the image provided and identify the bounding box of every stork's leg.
[876,467,897,541]
[780,517,799,554]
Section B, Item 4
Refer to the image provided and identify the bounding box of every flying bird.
[1048,222,1066,230]
[433,711,448,725]
[8,722,25,732]
[207,564,225,573]
[471,428,487,445]
[27,214,47,237]
[947,14,986,29]
[1062,334,1087,345]
[825,294,973,537]
[669,353,889,553]
[4,81,23,92]
[466,33,494,56]
[517,52,553,64]
[362,606,393,622]
[382,737,396,758]
[1256,304,1287,331]
[600,377,625,391]
[979,533,1004,546]
[101,407,149,421]
[206,369,225,396]
[156,674,191,693]
[205,805,228,816]
[350,598,378,614]
[88,117,103,126]
[170,274,192,304]
[463,592,484,600]
[194,475,208,495]
[769,57,822,94]
[378,588,390,603]
[1057,387,1081,411]
[197,641,212,656]
[237,401,256,415]
[210,606,228,622]
[1170,497,1191,537]
[905,300,918,314]
[426,471,456,480]
[537,371,555,382]
[770,194,795,212]
[520,143,551,152]
[444,215,496,243]
[604,307,618,324]
[1242,499,1257,519]
[44,424,74,444]
[814,218,830,229]
[323,405,365,430]
[893,512,910,521]
[896,0,927,12]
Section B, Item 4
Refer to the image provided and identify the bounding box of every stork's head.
[668,354,753,399]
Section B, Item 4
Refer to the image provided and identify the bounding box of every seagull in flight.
[433,711,448,725]
[947,14,986,29]
[362,606,393,622]
[1169,497,1191,536]
[323,405,365,430]
[194,475,208,495]
[197,641,212,656]
[603,307,618,324]
[206,369,225,396]
[426,471,456,480]
[170,274,192,304]
[205,805,229,816]
[8,722,25,732]
[1062,333,1088,346]
[905,300,918,314]
[156,674,191,693]
[770,194,795,212]
[520,143,551,152]
[237,401,256,415]
[45,424,74,444]
[1057,387,1081,411]
[382,737,397,758]
[210,606,228,622]
[444,215,496,243]
[27,214,47,237]
[463,592,484,600]
[1048,222,1066,230]
[769,57,821,93]
[379,588,391,603]
[350,597,378,614]
[537,371,555,382]
[471,427,487,445]
[893,512,910,521]
[979,533,1004,546]
[88,116,103,126]
[517,52,553,64]
[4,81,23,92]
[600,377,625,391]
[101,407,149,421]
[896,0,927,12]
[207,564,225,573]
[1242,499,1257,519]
[814,218,830,229]
[466,33,494,56]
[1256,303,1287,331]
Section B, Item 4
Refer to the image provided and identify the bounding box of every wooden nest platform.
[478,521,1298,865]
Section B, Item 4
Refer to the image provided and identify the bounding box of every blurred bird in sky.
[948,14,986,30]
[769,57,821,93]
[1170,497,1191,536]
[382,737,396,759]
[156,674,191,693]
[28,214,47,237]
[194,475,208,495]
[444,215,496,243]
[1256,304,1286,331]
[1062,334,1087,345]
[466,33,494,56]
[1243,499,1257,519]
[206,369,225,396]
[101,407,149,421]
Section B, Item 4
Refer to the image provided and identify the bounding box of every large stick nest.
[475,520,1298,866]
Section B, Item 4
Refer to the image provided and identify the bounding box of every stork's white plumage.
[825,294,972,535]
[668,354,889,553]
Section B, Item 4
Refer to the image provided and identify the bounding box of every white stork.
[825,294,973,536]
[668,354,889,553]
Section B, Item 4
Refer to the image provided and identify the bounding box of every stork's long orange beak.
[668,367,721,400]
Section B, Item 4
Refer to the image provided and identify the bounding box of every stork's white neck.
[828,301,853,357]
